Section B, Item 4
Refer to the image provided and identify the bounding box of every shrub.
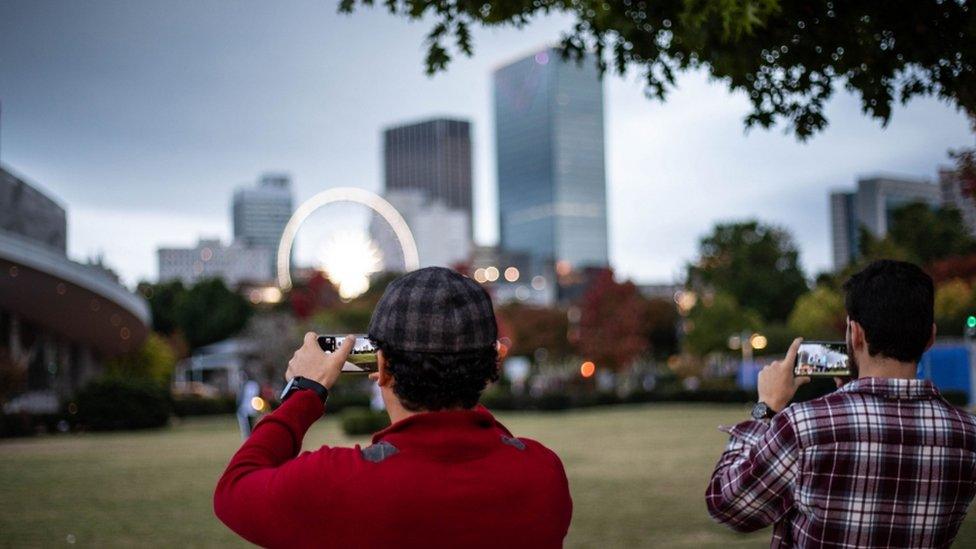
[326,391,372,414]
[340,407,390,436]
[73,378,172,431]
[172,395,236,417]
[0,412,34,438]
[534,393,572,411]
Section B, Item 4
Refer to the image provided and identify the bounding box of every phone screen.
[318,335,378,373]
[794,341,850,377]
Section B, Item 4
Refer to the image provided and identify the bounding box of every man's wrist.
[751,401,777,421]
[281,376,330,403]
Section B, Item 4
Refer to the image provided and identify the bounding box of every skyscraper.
[494,47,609,273]
[383,118,473,228]
[368,189,471,272]
[232,174,293,275]
[829,175,941,269]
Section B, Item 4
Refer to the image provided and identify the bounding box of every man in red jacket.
[214,267,573,548]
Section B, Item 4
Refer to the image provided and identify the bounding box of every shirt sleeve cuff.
[718,419,770,446]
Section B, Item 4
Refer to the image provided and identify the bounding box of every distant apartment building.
[232,173,293,275]
[830,175,941,268]
[157,239,272,286]
[383,118,473,233]
[369,189,471,272]
[940,167,976,238]
[494,46,609,277]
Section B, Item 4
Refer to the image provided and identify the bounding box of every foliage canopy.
[340,0,976,139]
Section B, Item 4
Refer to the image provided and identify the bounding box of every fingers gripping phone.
[318,335,378,373]
[794,341,850,377]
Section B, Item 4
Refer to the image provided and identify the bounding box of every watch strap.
[282,376,329,403]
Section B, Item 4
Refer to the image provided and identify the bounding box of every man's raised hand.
[286,332,355,390]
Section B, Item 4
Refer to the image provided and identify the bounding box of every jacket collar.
[836,376,941,400]
[370,405,514,459]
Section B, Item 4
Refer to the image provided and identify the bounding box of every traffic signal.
[968,316,976,330]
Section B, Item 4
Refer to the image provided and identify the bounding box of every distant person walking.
[706,260,976,547]
[214,267,572,548]
[235,375,260,439]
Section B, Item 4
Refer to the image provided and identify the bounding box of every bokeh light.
[580,361,596,378]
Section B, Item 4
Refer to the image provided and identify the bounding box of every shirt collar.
[371,404,512,446]
[836,376,941,400]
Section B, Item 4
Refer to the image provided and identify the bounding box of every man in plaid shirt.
[706,260,976,547]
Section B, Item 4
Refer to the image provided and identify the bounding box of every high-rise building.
[830,191,858,268]
[494,47,609,273]
[157,238,273,286]
[384,118,473,229]
[940,167,976,238]
[369,189,471,272]
[232,174,293,275]
[830,175,941,268]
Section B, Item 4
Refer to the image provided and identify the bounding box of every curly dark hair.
[375,342,499,412]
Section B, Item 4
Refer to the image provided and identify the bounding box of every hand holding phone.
[793,341,850,377]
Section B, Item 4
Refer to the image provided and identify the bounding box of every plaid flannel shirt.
[706,377,976,548]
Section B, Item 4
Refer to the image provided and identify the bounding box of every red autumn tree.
[577,269,649,371]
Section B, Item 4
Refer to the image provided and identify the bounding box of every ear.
[850,319,866,351]
[376,350,394,388]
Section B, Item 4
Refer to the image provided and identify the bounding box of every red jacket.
[214,390,573,548]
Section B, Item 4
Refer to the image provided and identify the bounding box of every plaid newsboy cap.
[367,267,498,353]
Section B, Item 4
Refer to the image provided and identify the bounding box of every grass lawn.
[2,403,975,547]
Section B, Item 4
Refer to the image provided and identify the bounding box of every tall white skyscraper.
[369,189,471,272]
[232,174,293,276]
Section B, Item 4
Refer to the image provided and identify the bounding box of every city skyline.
[1,1,973,287]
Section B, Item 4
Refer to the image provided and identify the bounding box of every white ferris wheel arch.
[276,187,420,290]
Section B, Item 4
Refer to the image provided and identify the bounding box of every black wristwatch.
[750,401,776,421]
[280,376,329,403]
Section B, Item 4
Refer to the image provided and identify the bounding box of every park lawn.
[1,404,975,548]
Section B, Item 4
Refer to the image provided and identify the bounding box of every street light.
[729,330,766,362]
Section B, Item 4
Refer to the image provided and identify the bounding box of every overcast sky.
[1,0,973,288]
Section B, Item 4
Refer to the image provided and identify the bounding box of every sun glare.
[318,230,383,300]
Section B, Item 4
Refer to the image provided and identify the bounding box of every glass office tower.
[494,47,609,272]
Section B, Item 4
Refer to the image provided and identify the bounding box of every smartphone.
[794,341,850,377]
[318,335,378,373]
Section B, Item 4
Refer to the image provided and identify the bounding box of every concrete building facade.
[830,175,942,268]
[369,189,471,272]
[157,239,272,286]
[0,166,149,413]
[232,174,293,276]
